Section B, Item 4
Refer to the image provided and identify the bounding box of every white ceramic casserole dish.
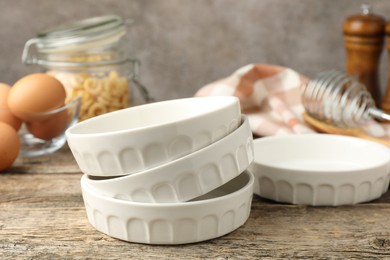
[66,96,241,177]
[81,170,254,244]
[250,134,390,206]
[85,115,253,203]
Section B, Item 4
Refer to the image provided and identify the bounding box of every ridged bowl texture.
[81,170,254,244]
[250,134,390,206]
[66,96,241,177]
[86,115,254,203]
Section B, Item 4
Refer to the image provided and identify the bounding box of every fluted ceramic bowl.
[66,96,241,177]
[81,170,254,245]
[250,134,390,206]
[85,115,254,203]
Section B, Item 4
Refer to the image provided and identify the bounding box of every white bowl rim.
[252,134,390,175]
[66,96,239,138]
[81,170,254,207]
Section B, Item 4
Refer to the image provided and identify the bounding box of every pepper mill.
[343,4,385,107]
[381,23,390,113]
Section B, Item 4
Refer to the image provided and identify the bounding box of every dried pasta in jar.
[21,16,151,122]
[47,70,131,121]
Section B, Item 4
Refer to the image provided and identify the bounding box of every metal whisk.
[302,70,390,127]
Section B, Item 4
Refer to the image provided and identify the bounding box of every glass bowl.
[18,97,81,157]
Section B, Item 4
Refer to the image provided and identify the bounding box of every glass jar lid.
[22,15,130,65]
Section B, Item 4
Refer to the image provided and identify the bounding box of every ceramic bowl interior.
[250,134,390,206]
[254,134,390,172]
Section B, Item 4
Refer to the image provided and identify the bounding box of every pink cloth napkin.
[195,64,390,140]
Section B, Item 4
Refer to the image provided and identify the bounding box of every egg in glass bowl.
[0,74,81,158]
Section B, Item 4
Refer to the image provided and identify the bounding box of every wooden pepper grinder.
[343,4,385,107]
[381,23,390,112]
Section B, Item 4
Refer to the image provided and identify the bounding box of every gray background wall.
[0,0,389,101]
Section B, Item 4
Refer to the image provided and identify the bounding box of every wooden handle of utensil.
[302,113,390,147]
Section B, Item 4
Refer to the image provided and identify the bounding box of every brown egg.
[0,83,22,130]
[26,107,68,140]
[0,121,20,171]
[8,73,66,122]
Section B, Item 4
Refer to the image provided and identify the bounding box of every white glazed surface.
[81,170,254,245]
[86,115,254,203]
[250,134,390,206]
[66,96,241,177]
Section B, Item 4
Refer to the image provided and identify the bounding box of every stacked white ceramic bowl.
[66,96,255,244]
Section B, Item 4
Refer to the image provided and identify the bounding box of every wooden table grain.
[1,145,390,259]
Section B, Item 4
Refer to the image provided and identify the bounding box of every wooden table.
[2,145,390,259]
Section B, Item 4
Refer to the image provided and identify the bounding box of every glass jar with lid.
[22,15,153,121]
